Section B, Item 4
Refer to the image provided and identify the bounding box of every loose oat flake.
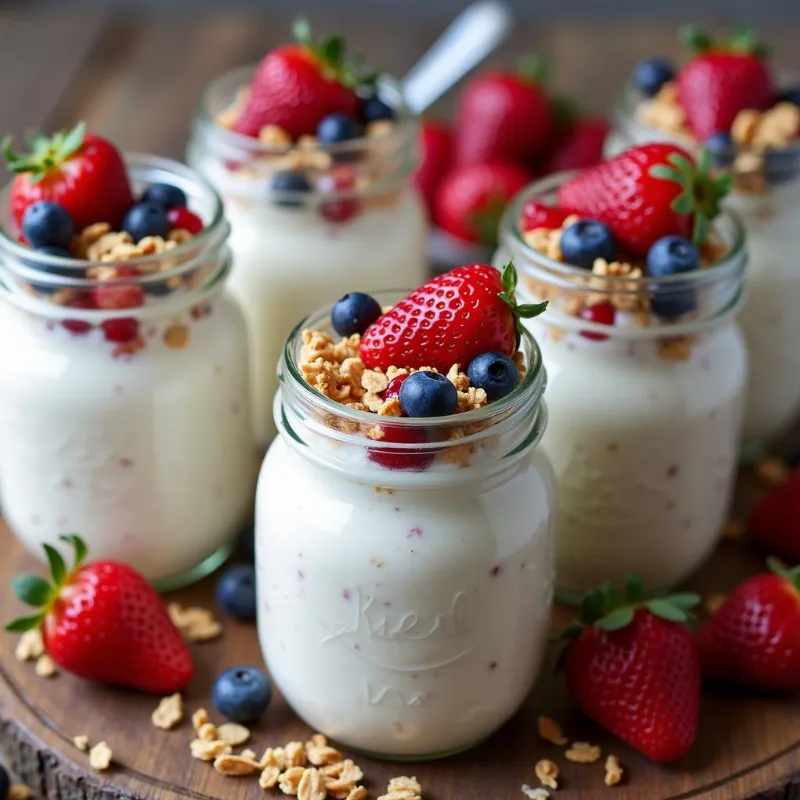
[89,741,113,771]
[297,767,327,800]
[534,759,559,789]
[216,721,250,746]
[279,765,306,794]
[34,654,57,678]
[565,741,602,764]
[191,707,210,731]
[377,775,423,800]
[213,753,260,776]
[168,603,223,642]
[537,715,568,746]
[14,629,44,661]
[259,765,282,789]
[151,692,183,729]
[73,734,90,751]
[605,754,624,786]
[190,738,231,761]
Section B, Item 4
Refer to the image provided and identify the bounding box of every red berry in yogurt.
[167,206,204,235]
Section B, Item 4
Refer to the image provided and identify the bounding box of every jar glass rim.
[194,64,418,158]
[281,290,546,439]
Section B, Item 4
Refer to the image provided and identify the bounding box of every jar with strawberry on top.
[256,264,556,758]
[495,143,749,601]
[0,124,254,590]
[606,27,800,458]
[186,19,427,449]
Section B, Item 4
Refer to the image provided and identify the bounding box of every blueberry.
[142,182,187,210]
[765,148,800,186]
[0,764,8,800]
[216,564,257,621]
[705,132,735,168]
[317,113,363,145]
[560,219,615,269]
[331,292,382,336]
[22,201,74,249]
[271,170,312,208]
[646,235,699,318]
[212,666,272,723]
[399,371,458,417]
[361,94,395,124]
[143,278,173,297]
[467,352,520,401]
[633,57,675,98]
[778,86,800,108]
[121,202,169,242]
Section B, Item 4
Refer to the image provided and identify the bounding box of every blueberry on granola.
[22,200,74,249]
[560,219,615,269]
[331,292,382,336]
[633,57,675,98]
[647,235,699,318]
[361,94,395,124]
[317,112,363,145]
[467,352,519,401]
[271,169,312,208]
[212,666,272,723]
[122,201,169,242]
[142,182,187,210]
[399,371,458,417]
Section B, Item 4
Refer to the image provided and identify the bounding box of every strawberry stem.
[680,25,769,59]
[5,534,88,632]
[649,148,732,246]
[3,122,86,183]
[767,556,800,590]
[516,53,549,85]
[497,261,548,347]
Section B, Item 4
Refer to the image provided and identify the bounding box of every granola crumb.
[297,767,326,800]
[565,741,602,764]
[534,759,559,790]
[73,734,90,751]
[151,693,183,730]
[705,593,728,615]
[658,336,693,361]
[346,788,368,800]
[522,786,550,800]
[15,629,44,661]
[368,120,395,138]
[191,707,210,731]
[8,787,32,800]
[279,766,306,794]
[89,741,113,771]
[216,722,250,746]
[168,603,223,642]
[197,721,218,742]
[239,748,257,761]
[213,753,261,776]
[259,765,282,789]
[164,323,190,349]
[537,715,568,746]
[190,738,231,761]
[378,775,423,800]
[755,456,789,486]
[35,654,57,678]
[259,124,293,147]
[605,754,624,786]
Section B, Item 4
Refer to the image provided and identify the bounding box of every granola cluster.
[521,211,729,361]
[13,628,58,679]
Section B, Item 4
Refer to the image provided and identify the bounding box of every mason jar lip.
[194,64,418,159]
[500,171,747,293]
[281,289,546,441]
[0,152,226,271]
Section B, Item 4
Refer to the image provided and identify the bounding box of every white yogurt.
[188,69,427,448]
[255,302,556,758]
[607,106,800,456]
[498,179,748,596]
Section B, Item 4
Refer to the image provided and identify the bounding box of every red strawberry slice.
[413,120,452,218]
[560,576,701,762]
[557,143,731,256]
[434,161,532,247]
[3,123,134,231]
[7,535,193,693]
[695,558,800,691]
[454,57,555,167]
[748,467,800,562]
[677,27,775,140]
[520,201,574,232]
[233,20,363,139]
[359,262,547,374]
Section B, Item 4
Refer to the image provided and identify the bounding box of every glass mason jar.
[187,67,428,449]
[496,176,748,600]
[0,155,255,590]
[609,85,800,460]
[255,294,556,759]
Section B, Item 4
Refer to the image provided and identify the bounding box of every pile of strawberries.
[413,59,610,248]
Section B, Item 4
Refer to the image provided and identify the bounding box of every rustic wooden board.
[1,463,799,800]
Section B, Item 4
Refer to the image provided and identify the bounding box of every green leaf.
[59,534,87,568]
[766,556,800,587]
[646,598,690,622]
[692,215,709,247]
[696,147,712,176]
[680,25,714,54]
[59,122,86,161]
[649,165,685,183]
[625,573,644,603]
[501,261,518,295]
[322,36,344,66]
[293,17,312,45]
[517,53,548,84]
[664,592,701,609]
[595,606,635,631]
[671,194,695,215]
[579,587,607,623]
[667,152,695,174]
[11,575,53,607]
[515,301,549,318]
[42,544,66,585]
[5,613,45,633]
[553,621,585,641]
[715,172,734,195]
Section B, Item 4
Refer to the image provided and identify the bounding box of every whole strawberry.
[3,122,134,231]
[360,262,546,373]
[413,120,452,219]
[747,466,800,562]
[696,559,800,691]
[434,161,532,246]
[454,56,555,168]
[557,143,731,256]
[234,19,362,139]
[7,535,193,693]
[543,117,610,174]
[677,27,775,141]
[561,575,701,762]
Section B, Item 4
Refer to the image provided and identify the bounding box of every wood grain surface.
[0,7,799,800]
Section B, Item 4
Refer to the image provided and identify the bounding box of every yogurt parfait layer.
[187,19,427,448]
[607,27,800,456]
[496,143,748,597]
[256,264,556,758]
[0,125,254,589]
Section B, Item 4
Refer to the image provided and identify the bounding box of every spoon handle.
[401,0,514,115]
